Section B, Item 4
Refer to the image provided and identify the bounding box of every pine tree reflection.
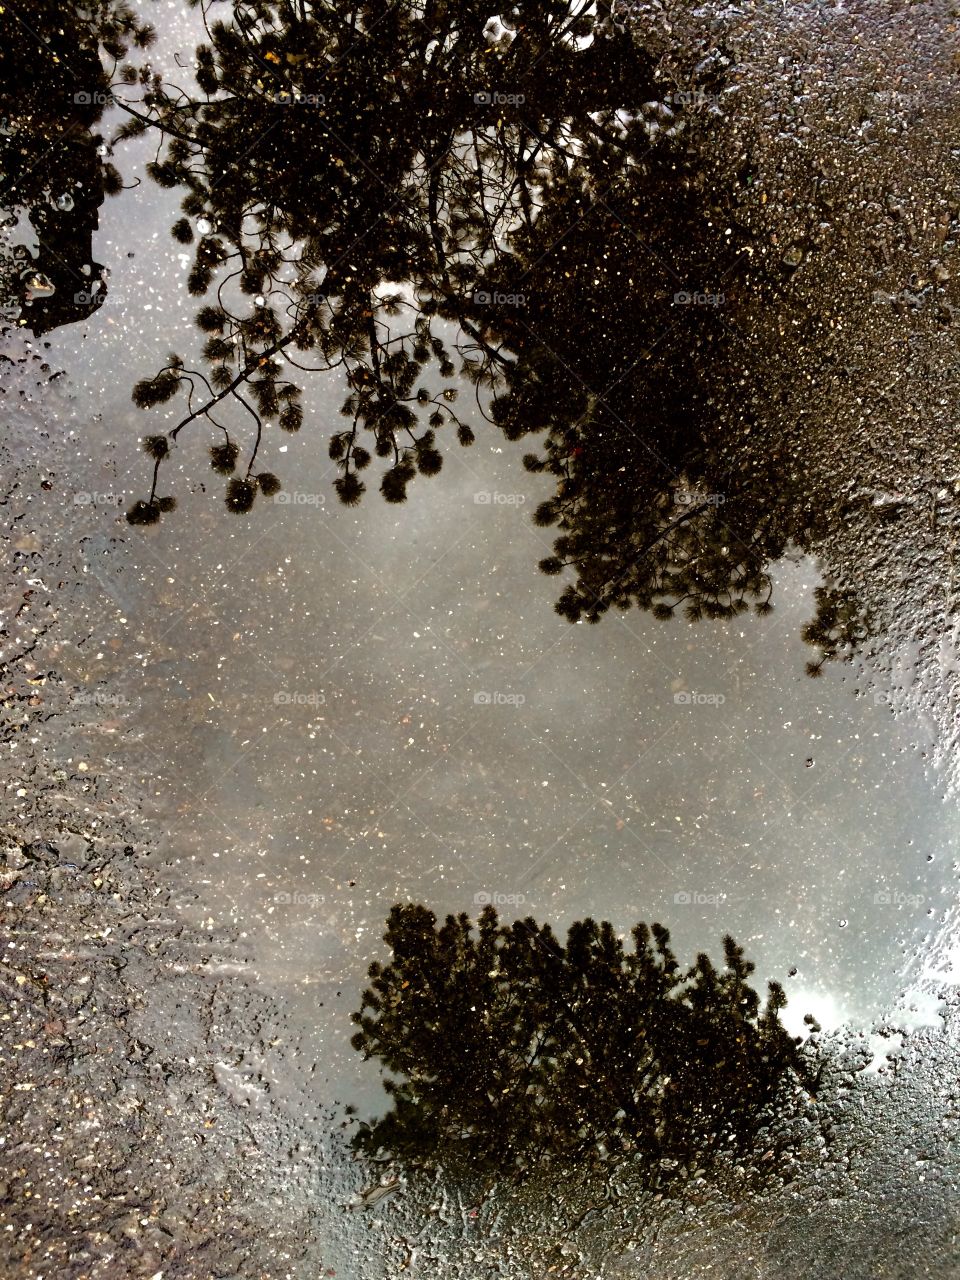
[0,1,150,334]
[16,0,858,670]
[350,904,812,1174]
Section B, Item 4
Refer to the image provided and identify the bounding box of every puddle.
[6,0,960,1275]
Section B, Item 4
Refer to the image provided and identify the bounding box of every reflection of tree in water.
[30,0,853,670]
[120,1,659,507]
[488,152,806,629]
[0,2,151,335]
[350,904,813,1174]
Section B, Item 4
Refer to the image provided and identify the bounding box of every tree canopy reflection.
[121,0,663,508]
[0,1,151,335]
[5,0,870,670]
[350,904,813,1173]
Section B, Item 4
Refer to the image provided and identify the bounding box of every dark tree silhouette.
[801,584,874,678]
[350,904,812,1173]
[119,0,659,520]
[0,0,153,335]
[97,0,865,671]
[482,150,810,627]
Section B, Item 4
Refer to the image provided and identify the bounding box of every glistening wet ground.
[5,0,960,1275]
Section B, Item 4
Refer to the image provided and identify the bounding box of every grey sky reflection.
[37,91,960,1105]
